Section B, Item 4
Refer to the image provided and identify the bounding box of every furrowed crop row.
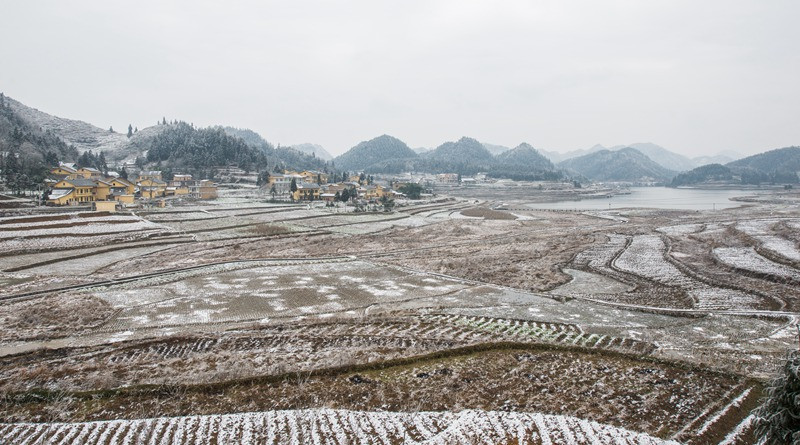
[0,409,675,444]
[431,314,655,355]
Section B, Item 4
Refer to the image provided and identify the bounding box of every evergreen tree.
[162,117,167,125]
[2,151,20,193]
[257,170,271,186]
[98,151,108,173]
[290,178,298,200]
[399,183,423,199]
[44,151,59,167]
[120,167,128,180]
[127,124,133,138]
[380,195,395,212]
[109,126,114,133]
[753,350,800,444]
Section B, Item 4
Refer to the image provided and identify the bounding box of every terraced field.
[0,409,678,445]
[1,192,799,444]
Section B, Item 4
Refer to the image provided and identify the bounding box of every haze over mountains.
[0,93,795,187]
[559,148,676,183]
[671,147,800,186]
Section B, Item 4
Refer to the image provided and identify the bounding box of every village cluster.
[263,170,411,203]
[45,164,218,209]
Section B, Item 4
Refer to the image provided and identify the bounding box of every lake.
[524,187,769,211]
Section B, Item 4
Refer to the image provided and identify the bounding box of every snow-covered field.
[92,260,469,330]
[713,247,800,281]
[754,235,800,263]
[614,235,761,309]
[573,234,628,270]
[0,213,174,255]
[0,219,168,240]
[0,409,678,445]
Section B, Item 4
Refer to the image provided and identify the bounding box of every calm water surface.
[525,187,769,211]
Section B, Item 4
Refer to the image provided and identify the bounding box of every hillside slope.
[626,143,695,172]
[421,136,495,175]
[727,146,800,174]
[290,143,333,161]
[5,95,131,155]
[488,143,562,180]
[559,147,675,182]
[333,135,417,172]
[222,127,329,172]
[672,146,800,186]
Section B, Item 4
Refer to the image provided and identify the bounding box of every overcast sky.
[1,1,798,157]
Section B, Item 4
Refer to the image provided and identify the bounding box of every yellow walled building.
[50,165,77,177]
[72,167,104,179]
[109,178,136,195]
[47,178,98,205]
[293,182,320,201]
[93,201,118,212]
[300,170,328,184]
[139,178,167,199]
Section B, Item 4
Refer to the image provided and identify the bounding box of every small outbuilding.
[93,201,117,212]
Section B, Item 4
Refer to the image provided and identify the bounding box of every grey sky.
[1,0,798,157]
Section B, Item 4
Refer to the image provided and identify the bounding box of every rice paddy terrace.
[0,189,798,444]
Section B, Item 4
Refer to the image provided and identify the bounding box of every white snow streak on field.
[0,215,140,229]
[756,236,800,263]
[615,235,760,309]
[714,247,800,281]
[731,218,800,263]
[0,220,169,239]
[734,219,781,236]
[656,224,703,236]
[615,235,692,286]
[573,234,628,270]
[0,409,678,444]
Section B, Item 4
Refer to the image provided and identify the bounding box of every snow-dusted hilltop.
[289,143,333,161]
[5,96,131,154]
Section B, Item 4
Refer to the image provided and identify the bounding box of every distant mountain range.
[289,143,333,161]
[0,93,792,188]
[559,147,676,183]
[538,143,740,172]
[333,135,561,179]
[333,135,419,172]
[482,142,512,156]
[671,147,800,186]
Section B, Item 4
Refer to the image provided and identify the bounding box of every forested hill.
[727,146,800,174]
[489,143,562,181]
[290,143,333,161]
[670,147,800,186]
[222,127,329,172]
[333,135,418,172]
[558,147,676,182]
[494,143,554,171]
[420,137,494,175]
[0,93,80,192]
[146,123,268,173]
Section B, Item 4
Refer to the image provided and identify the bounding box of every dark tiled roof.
[60,179,96,187]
